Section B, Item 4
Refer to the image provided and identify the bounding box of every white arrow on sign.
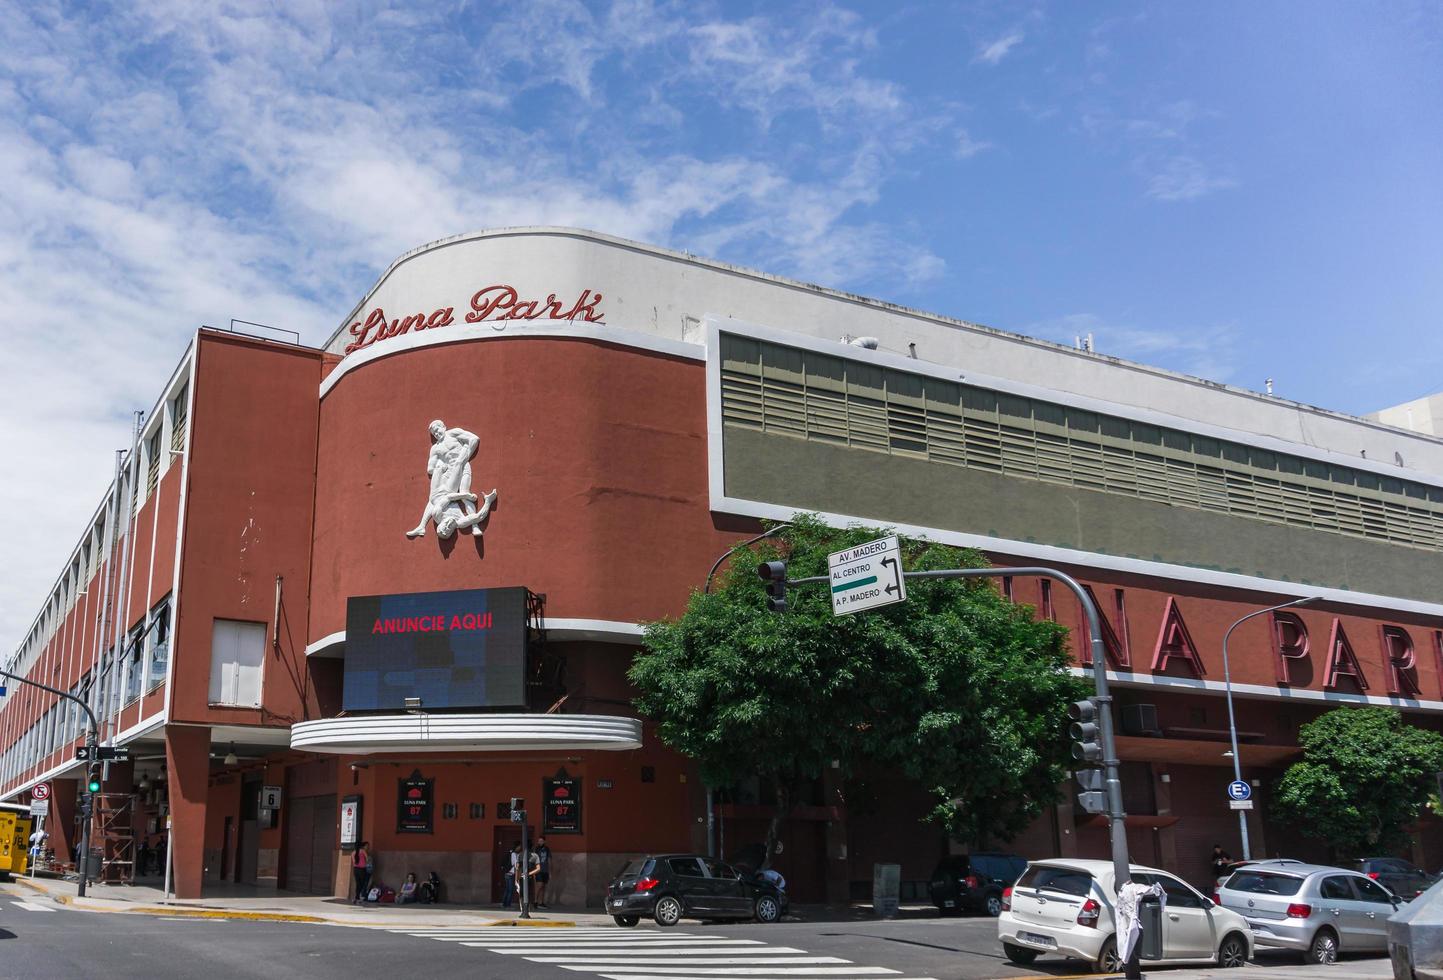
[827,535,907,617]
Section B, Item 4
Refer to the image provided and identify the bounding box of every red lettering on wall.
[342,285,598,357]
[1272,611,1310,685]
[1150,597,1206,677]
[1380,625,1421,697]
[464,285,605,328]
[1078,585,1131,670]
[1322,619,1369,691]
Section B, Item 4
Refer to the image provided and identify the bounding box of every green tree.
[1271,706,1443,857]
[628,514,1086,861]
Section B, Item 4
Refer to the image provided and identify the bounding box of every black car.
[605,853,788,927]
[1350,857,1439,900]
[929,852,1027,917]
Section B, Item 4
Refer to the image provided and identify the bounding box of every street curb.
[485,919,578,927]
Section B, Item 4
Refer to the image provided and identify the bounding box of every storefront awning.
[290,713,642,754]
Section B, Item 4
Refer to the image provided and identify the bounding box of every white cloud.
[0,0,951,650]
[975,31,1024,66]
[1026,313,1244,383]
[1140,155,1238,202]
[956,129,994,159]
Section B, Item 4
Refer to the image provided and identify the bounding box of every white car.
[997,858,1254,971]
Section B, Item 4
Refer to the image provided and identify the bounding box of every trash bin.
[1139,895,1164,960]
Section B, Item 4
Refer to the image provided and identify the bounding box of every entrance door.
[283,794,338,895]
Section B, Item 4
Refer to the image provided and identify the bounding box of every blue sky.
[1,1,1440,648]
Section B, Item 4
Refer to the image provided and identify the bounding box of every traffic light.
[87,773,101,794]
[1067,699,1103,764]
[1074,768,1107,815]
[756,560,787,613]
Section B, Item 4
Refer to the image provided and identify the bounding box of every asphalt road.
[0,886,1390,980]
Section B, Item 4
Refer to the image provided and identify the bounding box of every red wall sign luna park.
[343,284,605,355]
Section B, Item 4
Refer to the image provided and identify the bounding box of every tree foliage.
[1271,706,1443,857]
[629,514,1086,855]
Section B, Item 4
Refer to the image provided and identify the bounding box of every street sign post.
[32,783,50,802]
[30,799,49,816]
[827,536,906,616]
[1229,800,1254,810]
[1227,780,1252,802]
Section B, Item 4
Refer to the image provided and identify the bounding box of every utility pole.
[0,668,103,898]
[768,563,1132,894]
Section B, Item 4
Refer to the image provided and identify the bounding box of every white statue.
[405,420,498,540]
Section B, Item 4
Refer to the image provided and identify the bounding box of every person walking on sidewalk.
[533,837,552,909]
[502,843,521,908]
[352,842,372,904]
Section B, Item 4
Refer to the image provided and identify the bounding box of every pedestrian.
[501,843,521,908]
[28,828,47,866]
[352,841,372,904]
[137,837,152,876]
[521,847,540,910]
[533,836,552,909]
[1210,844,1232,882]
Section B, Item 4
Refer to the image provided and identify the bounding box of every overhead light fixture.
[223,743,238,766]
[1221,749,1234,758]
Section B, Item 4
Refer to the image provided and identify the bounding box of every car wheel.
[1093,936,1120,973]
[1305,927,1339,965]
[1002,942,1038,965]
[1217,933,1248,968]
[983,892,1004,918]
[755,894,781,923]
[613,915,639,928]
[653,895,684,927]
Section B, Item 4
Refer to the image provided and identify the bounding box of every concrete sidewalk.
[5,874,611,927]
[1066,956,1393,980]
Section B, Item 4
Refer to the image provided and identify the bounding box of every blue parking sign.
[1227,780,1251,801]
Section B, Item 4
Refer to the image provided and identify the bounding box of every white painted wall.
[325,227,1443,477]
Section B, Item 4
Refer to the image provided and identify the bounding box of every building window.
[124,625,145,703]
[209,619,266,707]
[147,598,172,690]
[170,383,188,452]
[146,428,162,498]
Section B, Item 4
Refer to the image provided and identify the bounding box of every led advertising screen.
[342,587,528,710]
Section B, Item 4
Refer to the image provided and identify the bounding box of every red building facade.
[4,228,1442,903]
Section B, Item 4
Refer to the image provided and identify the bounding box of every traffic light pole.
[0,668,103,898]
[780,565,1131,894]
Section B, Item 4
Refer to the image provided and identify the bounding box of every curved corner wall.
[290,713,643,754]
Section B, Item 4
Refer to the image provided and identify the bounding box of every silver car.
[1217,859,1402,964]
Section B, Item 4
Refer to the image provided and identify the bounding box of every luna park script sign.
[343,284,605,356]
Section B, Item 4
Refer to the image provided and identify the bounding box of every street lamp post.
[1220,596,1319,860]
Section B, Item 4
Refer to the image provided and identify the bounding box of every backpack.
[367,886,381,902]
[379,886,397,903]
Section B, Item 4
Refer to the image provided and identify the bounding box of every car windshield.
[1225,871,1303,896]
[1016,866,1093,897]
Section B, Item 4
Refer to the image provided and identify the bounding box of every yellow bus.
[0,801,34,877]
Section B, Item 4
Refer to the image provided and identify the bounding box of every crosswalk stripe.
[477,947,780,956]
[516,956,852,965]
[592,974,930,979]
[470,941,767,952]
[406,934,725,943]
[13,901,55,912]
[592,972,914,978]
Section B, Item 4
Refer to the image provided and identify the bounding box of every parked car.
[604,853,789,927]
[1216,859,1402,963]
[997,858,1253,971]
[1347,858,1438,901]
[929,852,1026,917]
[1212,858,1306,895]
